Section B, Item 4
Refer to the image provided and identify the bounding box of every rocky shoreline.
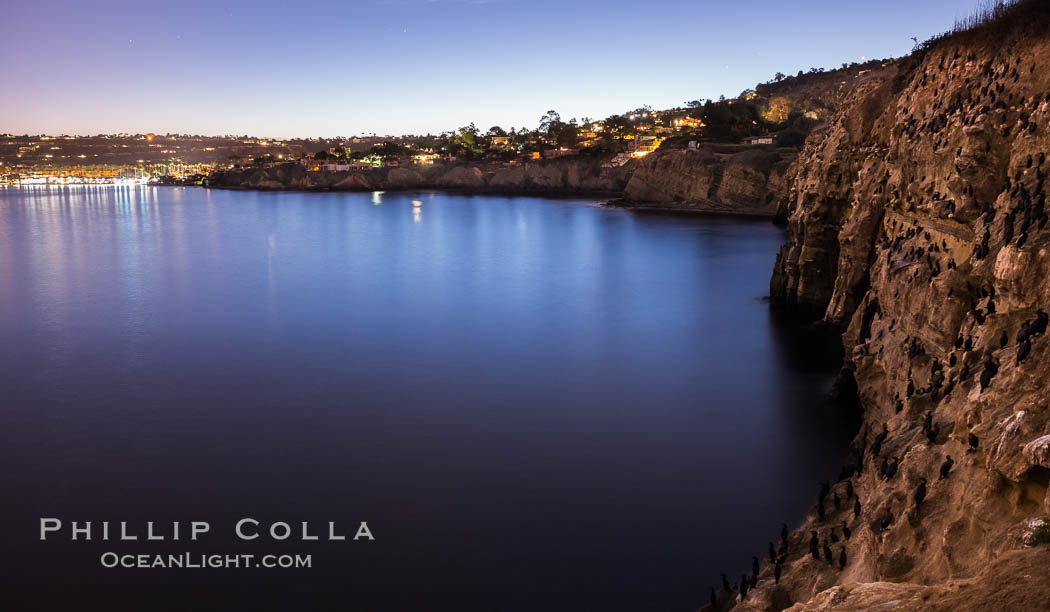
[718,7,1050,612]
[204,146,793,218]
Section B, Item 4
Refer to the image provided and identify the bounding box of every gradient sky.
[0,0,984,138]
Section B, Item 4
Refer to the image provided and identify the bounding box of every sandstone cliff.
[207,148,800,217]
[621,148,793,217]
[206,156,633,197]
[733,4,1050,611]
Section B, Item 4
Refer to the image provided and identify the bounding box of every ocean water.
[0,186,857,611]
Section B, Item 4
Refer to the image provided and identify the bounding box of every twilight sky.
[1,0,982,138]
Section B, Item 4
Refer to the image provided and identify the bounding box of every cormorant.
[781,523,788,544]
[980,358,998,390]
[1035,309,1049,335]
[885,457,899,479]
[774,562,781,584]
[1018,338,1032,364]
[842,521,852,540]
[830,528,839,543]
[809,531,819,559]
[968,432,979,452]
[823,541,833,564]
[752,557,759,580]
[940,455,954,479]
[914,478,927,508]
[768,542,777,564]
[1000,331,1008,349]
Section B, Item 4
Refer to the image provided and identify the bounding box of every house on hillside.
[744,135,776,145]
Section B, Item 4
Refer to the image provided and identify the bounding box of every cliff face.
[207,149,801,217]
[746,12,1050,612]
[207,157,633,196]
[621,148,792,217]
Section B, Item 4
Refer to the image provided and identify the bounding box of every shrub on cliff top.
[1026,520,1050,546]
[894,0,1050,93]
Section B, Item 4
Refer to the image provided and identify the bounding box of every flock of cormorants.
[703,46,1049,611]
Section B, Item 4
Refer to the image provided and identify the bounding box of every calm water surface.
[0,186,856,610]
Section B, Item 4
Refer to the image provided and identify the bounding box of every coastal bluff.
[206,157,634,197]
[620,147,793,216]
[736,4,1050,612]
[205,148,795,217]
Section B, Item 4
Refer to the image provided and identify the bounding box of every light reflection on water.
[0,185,856,611]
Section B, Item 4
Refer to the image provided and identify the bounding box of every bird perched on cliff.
[914,478,927,509]
[1037,310,1050,336]
[842,521,852,540]
[823,541,833,565]
[979,358,999,390]
[879,510,895,531]
[968,432,980,453]
[940,455,954,479]
[1018,320,1035,344]
[885,457,899,479]
[752,557,759,581]
[871,436,884,458]
[774,562,782,584]
[809,531,819,559]
[1000,331,1008,349]
[853,498,862,519]
[768,542,777,564]
[781,523,789,544]
[926,422,940,444]
[740,575,749,600]
[1017,338,1032,364]
[839,547,847,570]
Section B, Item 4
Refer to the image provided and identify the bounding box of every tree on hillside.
[601,114,631,150]
[556,124,579,149]
[539,110,563,139]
